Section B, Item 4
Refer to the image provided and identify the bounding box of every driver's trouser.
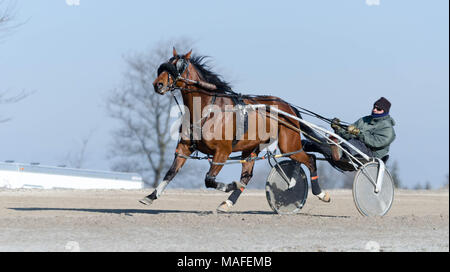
[301,138,373,160]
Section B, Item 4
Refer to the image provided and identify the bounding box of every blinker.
[157,62,179,78]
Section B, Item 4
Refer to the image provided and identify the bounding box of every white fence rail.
[0,162,143,189]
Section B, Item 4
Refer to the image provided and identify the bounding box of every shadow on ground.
[9,207,349,218]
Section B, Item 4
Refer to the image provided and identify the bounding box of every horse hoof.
[216,200,233,213]
[317,192,331,203]
[139,197,153,206]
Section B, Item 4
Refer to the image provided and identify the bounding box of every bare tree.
[63,129,95,169]
[0,89,32,123]
[413,181,432,190]
[1,1,32,122]
[387,160,402,188]
[0,1,14,27]
[107,39,195,187]
[0,0,21,41]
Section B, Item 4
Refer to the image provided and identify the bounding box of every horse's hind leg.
[290,150,330,202]
[139,143,192,206]
[278,129,331,203]
[217,151,258,212]
[304,152,330,202]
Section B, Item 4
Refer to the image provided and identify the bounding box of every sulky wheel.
[265,160,309,215]
[353,161,395,216]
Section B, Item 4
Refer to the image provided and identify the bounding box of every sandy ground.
[0,188,448,252]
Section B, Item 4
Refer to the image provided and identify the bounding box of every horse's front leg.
[217,151,258,213]
[139,143,192,206]
[204,150,237,193]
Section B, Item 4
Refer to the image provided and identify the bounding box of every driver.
[302,97,396,163]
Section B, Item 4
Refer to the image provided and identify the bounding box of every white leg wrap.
[155,180,169,198]
[224,200,233,207]
[317,192,326,199]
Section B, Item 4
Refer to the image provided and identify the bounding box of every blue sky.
[0,0,448,189]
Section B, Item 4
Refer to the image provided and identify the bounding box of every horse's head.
[153,48,193,95]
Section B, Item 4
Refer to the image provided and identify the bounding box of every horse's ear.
[184,50,192,60]
[173,47,178,57]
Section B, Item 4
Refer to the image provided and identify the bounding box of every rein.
[172,79,345,128]
[157,60,345,127]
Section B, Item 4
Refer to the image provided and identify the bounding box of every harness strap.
[174,148,304,166]
[179,77,218,91]
[231,94,249,148]
[185,94,218,152]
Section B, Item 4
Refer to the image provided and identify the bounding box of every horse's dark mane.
[190,55,232,93]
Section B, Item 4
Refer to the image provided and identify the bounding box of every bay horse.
[139,48,330,212]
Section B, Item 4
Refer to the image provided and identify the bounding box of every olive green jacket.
[336,115,396,159]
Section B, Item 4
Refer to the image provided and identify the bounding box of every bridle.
[156,56,191,94]
[156,56,219,95]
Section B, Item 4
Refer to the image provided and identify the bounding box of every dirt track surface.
[0,188,448,252]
